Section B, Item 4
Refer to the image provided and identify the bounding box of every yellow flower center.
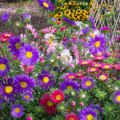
[67,86,73,90]
[5,34,10,37]
[91,34,95,37]
[104,65,110,69]
[68,76,75,79]
[24,95,30,100]
[0,64,6,71]
[86,81,92,86]
[62,55,67,61]
[26,52,33,58]
[82,61,88,64]
[69,117,75,120]
[56,95,62,100]
[20,82,27,88]
[3,39,7,41]
[98,75,106,81]
[87,114,93,120]
[49,39,52,45]
[5,86,13,94]
[43,77,49,83]
[94,41,100,48]
[90,68,96,72]
[78,74,82,76]
[15,108,20,113]
[117,95,120,101]
[97,57,102,60]
[15,42,22,50]
[43,2,49,8]
[47,100,53,107]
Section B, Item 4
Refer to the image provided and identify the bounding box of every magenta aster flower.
[22,92,34,102]
[0,57,9,77]
[79,60,93,66]
[11,104,24,118]
[37,0,55,11]
[1,13,9,22]
[87,67,98,72]
[37,70,55,90]
[89,35,106,54]
[65,74,77,80]
[93,55,105,61]
[100,27,110,33]
[96,71,108,82]
[1,33,13,38]
[114,91,120,104]
[9,36,24,57]
[18,44,40,65]
[101,63,113,69]
[14,74,36,93]
[81,77,94,89]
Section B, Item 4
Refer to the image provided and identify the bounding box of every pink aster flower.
[65,74,77,80]
[100,27,110,33]
[91,62,101,68]
[65,114,79,120]
[0,37,9,42]
[93,56,105,60]
[51,90,64,104]
[101,63,113,69]
[96,71,108,82]
[75,72,84,77]
[1,33,13,38]
[42,28,49,33]
[79,60,93,65]
[87,67,98,72]
[116,64,120,71]
[40,58,45,63]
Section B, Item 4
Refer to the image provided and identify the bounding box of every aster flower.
[100,27,110,33]
[59,80,80,92]
[93,55,105,60]
[0,57,9,77]
[91,62,101,68]
[9,36,24,57]
[0,77,19,103]
[81,77,94,89]
[51,90,64,104]
[101,63,113,69]
[88,16,96,30]
[11,104,24,118]
[65,73,77,80]
[0,99,2,110]
[63,17,76,25]
[37,70,55,90]
[87,67,98,72]
[18,44,40,65]
[79,60,93,66]
[114,91,120,104]
[96,71,108,82]
[37,0,55,11]
[1,33,13,38]
[1,13,9,22]
[39,93,57,114]
[89,35,106,54]
[22,92,34,102]
[82,26,89,34]
[0,37,9,42]
[14,74,35,93]
[22,13,31,19]
[65,114,79,120]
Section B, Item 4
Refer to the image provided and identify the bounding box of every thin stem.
[0,46,6,58]
[38,9,44,30]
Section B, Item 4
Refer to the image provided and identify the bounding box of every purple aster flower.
[81,77,94,89]
[37,0,55,11]
[0,77,19,103]
[18,44,40,65]
[52,17,56,22]
[14,74,36,93]
[22,92,34,102]
[0,99,2,110]
[62,17,76,25]
[89,35,106,54]
[11,104,24,118]
[78,107,97,120]
[114,91,120,104]
[88,16,96,30]
[22,13,31,19]
[1,13,9,22]
[8,36,24,57]
[0,57,9,77]
[37,70,55,90]
[59,79,80,92]
[100,27,110,31]
[82,26,89,34]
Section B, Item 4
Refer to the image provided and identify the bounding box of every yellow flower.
[64,2,68,6]
[64,9,71,16]
[48,13,54,17]
[107,5,114,11]
[78,15,85,21]
[57,12,63,17]
[69,1,76,5]
[101,15,103,20]
[89,0,93,7]
[60,6,66,10]
[75,4,80,8]
[54,14,60,19]
[58,0,65,2]
[76,9,82,14]
[70,9,75,14]
[56,18,63,22]
[55,6,59,10]
[102,1,107,6]
[73,15,78,20]
[67,14,73,19]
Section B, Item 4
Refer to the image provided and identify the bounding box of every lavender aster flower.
[59,79,80,92]
[1,13,9,22]
[22,13,31,19]
[89,16,96,30]
[11,104,24,118]
[18,44,40,65]
[63,17,76,25]
[114,91,120,104]
[14,74,36,93]
[82,26,89,34]
[22,92,34,102]
[37,0,55,11]
[9,36,24,57]
[81,77,94,89]
[89,35,106,54]
[0,57,9,77]
[37,70,55,90]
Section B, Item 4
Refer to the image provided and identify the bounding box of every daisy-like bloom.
[1,13,9,22]
[75,72,84,77]
[96,71,108,82]
[37,70,55,90]
[65,74,77,80]
[101,63,113,69]
[0,78,19,103]
[89,35,106,54]
[0,37,9,42]
[87,67,98,72]
[37,0,55,11]
[1,33,13,38]
[91,62,101,68]
[39,93,57,114]
[0,57,9,77]
[82,26,89,34]
[62,17,76,25]
[100,27,110,33]
[114,91,120,104]
[11,104,24,118]
[9,36,24,57]
[79,60,93,66]
[22,13,31,19]
[65,114,79,120]
[81,77,94,89]
[22,92,34,102]
[14,74,35,93]
[59,80,80,92]
[78,107,97,120]
[51,90,64,104]
[93,56,105,60]
[18,44,40,65]
[88,16,96,30]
